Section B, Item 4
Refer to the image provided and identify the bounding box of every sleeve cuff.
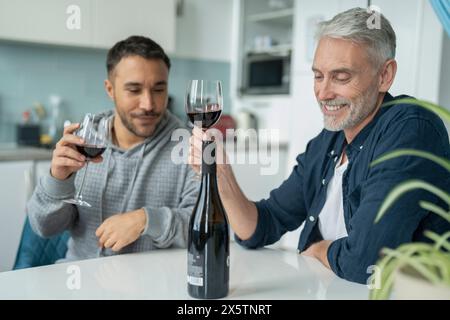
[142,206,169,240]
[41,171,76,198]
[142,208,150,235]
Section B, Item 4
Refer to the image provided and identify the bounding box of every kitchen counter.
[0,143,53,161]
[0,243,368,299]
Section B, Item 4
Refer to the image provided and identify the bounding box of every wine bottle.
[187,140,230,299]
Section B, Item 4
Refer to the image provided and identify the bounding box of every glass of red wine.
[185,80,223,131]
[63,113,110,207]
[186,80,223,173]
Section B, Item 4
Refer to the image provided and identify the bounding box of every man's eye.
[153,88,166,93]
[314,75,323,80]
[335,75,351,82]
[128,89,140,93]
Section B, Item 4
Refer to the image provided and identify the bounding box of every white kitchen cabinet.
[91,0,176,52]
[174,0,233,61]
[0,0,92,48]
[0,0,176,53]
[0,161,34,272]
[370,0,443,103]
[0,160,51,272]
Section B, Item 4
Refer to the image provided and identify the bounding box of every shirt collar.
[345,92,395,158]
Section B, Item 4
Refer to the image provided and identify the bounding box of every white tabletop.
[0,243,368,299]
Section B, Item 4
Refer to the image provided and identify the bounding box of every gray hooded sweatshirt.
[27,110,199,261]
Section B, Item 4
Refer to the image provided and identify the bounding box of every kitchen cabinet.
[370,0,443,103]
[175,0,233,61]
[241,0,295,55]
[0,0,92,48]
[0,159,51,272]
[0,161,34,272]
[90,0,176,52]
[0,0,176,53]
[232,0,295,96]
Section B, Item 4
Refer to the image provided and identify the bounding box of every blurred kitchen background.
[0,0,448,271]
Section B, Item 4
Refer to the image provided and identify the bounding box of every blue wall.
[0,41,230,142]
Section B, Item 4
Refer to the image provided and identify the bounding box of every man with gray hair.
[189,8,449,284]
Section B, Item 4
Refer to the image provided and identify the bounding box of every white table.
[0,243,368,299]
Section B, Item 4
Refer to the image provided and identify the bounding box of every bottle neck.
[201,140,217,176]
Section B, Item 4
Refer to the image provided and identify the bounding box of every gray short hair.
[315,7,396,68]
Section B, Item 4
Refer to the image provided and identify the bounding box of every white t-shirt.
[318,155,349,241]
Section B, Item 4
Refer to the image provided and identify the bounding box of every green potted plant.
[369,98,450,300]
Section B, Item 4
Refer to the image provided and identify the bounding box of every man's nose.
[315,79,336,101]
[139,92,154,111]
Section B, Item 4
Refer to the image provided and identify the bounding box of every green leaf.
[381,98,450,123]
[370,149,450,172]
[424,230,450,251]
[374,180,450,223]
[419,201,450,223]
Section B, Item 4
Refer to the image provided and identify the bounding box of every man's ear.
[378,59,397,93]
[104,79,114,100]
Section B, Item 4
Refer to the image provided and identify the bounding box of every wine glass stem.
[75,161,89,201]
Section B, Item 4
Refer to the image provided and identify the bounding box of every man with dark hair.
[27,36,199,261]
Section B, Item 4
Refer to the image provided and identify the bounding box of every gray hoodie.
[27,110,199,261]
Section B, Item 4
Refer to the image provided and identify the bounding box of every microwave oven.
[241,51,291,95]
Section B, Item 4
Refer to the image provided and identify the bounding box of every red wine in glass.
[187,109,222,129]
[76,145,106,159]
[63,113,110,208]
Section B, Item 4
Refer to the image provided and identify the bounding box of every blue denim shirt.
[237,93,450,284]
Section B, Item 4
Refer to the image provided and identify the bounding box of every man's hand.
[301,240,332,269]
[51,123,103,180]
[95,208,147,252]
[188,126,229,176]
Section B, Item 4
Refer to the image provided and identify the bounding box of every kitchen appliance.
[241,51,291,95]
[16,124,41,147]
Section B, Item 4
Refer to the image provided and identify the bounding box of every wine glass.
[63,113,110,207]
[186,80,223,169]
[185,80,223,131]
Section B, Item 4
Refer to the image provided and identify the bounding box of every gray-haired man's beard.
[318,89,379,132]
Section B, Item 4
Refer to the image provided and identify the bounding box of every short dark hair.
[106,35,171,78]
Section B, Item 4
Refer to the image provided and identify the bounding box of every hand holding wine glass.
[186,80,229,174]
[51,123,102,181]
[51,113,110,207]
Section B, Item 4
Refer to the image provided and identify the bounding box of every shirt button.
[330,150,335,155]
[309,216,315,222]
[322,179,326,185]
[360,145,364,150]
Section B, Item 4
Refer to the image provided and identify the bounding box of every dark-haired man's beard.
[116,107,163,138]
[317,86,380,132]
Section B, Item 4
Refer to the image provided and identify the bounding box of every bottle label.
[187,252,204,287]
